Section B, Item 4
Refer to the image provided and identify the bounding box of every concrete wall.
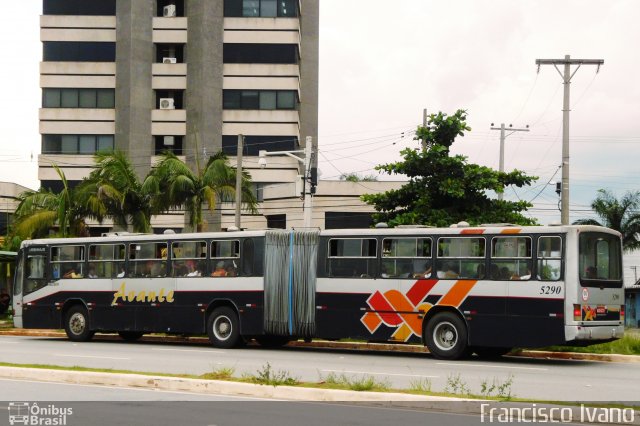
[115,0,155,180]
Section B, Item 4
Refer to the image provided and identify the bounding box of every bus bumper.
[565,324,624,342]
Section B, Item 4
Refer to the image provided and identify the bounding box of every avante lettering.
[111,283,174,306]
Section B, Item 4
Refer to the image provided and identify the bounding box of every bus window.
[579,233,622,285]
[327,238,376,278]
[211,240,240,277]
[436,237,485,279]
[537,236,562,281]
[172,241,206,277]
[128,242,167,278]
[381,238,432,278]
[490,236,532,280]
[88,244,125,278]
[51,245,84,279]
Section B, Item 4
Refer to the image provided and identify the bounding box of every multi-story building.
[39,0,319,231]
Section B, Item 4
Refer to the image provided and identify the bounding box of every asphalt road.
[0,335,639,402]
[0,379,503,426]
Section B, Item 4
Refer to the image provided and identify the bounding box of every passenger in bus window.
[225,265,237,277]
[211,261,227,277]
[87,265,98,278]
[500,266,512,280]
[476,263,486,279]
[413,261,432,278]
[438,263,459,279]
[490,264,501,280]
[585,266,597,279]
[186,260,202,277]
[519,268,532,280]
[116,266,125,278]
[63,267,81,279]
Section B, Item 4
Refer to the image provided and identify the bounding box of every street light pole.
[536,55,604,224]
[234,134,244,229]
[259,136,315,229]
[490,123,529,200]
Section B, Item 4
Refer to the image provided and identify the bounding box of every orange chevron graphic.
[361,279,477,341]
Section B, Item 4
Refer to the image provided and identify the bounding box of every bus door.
[21,246,49,328]
[12,250,25,328]
[506,235,565,346]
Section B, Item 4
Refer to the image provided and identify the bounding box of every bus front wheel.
[64,305,94,342]
[424,311,468,360]
[207,307,240,349]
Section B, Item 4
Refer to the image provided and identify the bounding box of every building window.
[43,42,116,62]
[43,89,115,109]
[224,0,298,17]
[155,90,183,109]
[42,135,114,155]
[154,136,183,155]
[43,0,116,16]
[155,44,185,63]
[223,44,299,64]
[222,135,298,156]
[266,214,286,229]
[223,90,298,110]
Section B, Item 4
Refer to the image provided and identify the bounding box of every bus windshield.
[578,232,622,287]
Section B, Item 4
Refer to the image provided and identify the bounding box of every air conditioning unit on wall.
[162,57,177,64]
[163,136,175,146]
[163,4,176,17]
[159,98,175,110]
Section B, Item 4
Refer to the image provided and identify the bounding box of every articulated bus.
[12,224,624,360]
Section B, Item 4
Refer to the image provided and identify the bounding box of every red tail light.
[621,305,625,320]
[573,304,581,321]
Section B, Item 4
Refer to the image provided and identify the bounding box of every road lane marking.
[54,354,130,360]
[151,348,225,354]
[436,362,548,371]
[321,369,438,378]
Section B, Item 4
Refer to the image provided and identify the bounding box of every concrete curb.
[0,366,459,404]
[2,328,639,363]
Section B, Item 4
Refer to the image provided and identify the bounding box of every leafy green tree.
[76,150,152,233]
[143,151,258,231]
[362,110,537,227]
[12,165,91,238]
[574,189,640,252]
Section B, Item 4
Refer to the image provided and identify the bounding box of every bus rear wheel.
[424,311,468,360]
[207,307,240,349]
[64,305,94,342]
[118,331,144,342]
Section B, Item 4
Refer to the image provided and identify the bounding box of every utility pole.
[302,136,313,229]
[536,55,603,224]
[490,123,529,200]
[234,134,244,229]
[421,108,428,150]
[631,266,638,284]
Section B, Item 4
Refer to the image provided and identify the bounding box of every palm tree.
[77,151,152,233]
[574,189,640,252]
[143,151,258,231]
[13,165,91,238]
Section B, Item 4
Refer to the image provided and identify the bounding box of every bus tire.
[207,307,240,349]
[473,346,512,359]
[424,311,468,360]
[64,305,94,342]
[118,331,144,342]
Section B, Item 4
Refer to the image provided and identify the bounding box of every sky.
[1,1,640,279]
